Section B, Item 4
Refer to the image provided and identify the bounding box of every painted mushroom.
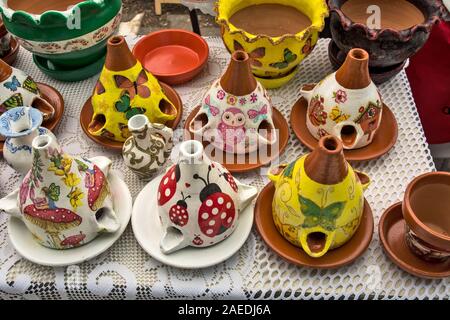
[86,164,110,211]
[60,231,87,247]
[23,204,82,248]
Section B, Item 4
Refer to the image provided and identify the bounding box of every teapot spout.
[300,229,335,258]
[299,83,316,104]
[0,189,21,219]
[236,182,258,211]
[160,226,187,254]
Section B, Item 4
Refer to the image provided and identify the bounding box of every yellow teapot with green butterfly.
[268,135,370,258]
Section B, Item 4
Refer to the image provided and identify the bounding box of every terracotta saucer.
[80,82,183,151]
[184,106,289,173]
[328,40,406,85]
[0,82,64,155]
[290,97,398,162]
[379,202,450,279]
[254,182,374,269]
[133,29,209,86]
[1,37,19,66]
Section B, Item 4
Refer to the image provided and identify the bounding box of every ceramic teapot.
[0,106,56,174]
[301,48,383,150]
[187,50,276,154]
[0,134,120,249]
[157,140,258,254]
[0,58,54,120]
[122,114,173,180]
[268,135,370,258]
[89,35,177,142]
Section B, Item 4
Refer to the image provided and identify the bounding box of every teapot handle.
[299,83,317,103]
[149,123,173,152]
[355,170,371,191]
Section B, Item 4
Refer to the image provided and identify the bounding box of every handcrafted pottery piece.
[0,18,12,58]
[1,36,19,65]
[8,170,132,266]
[0,0,122,80]
[379,202,450,279]
[0,134,121,249]
[290,97,398,161]
[0,107,56,174]
[122,114,173,179]
[133,29,209,85]
[255,182,373,268]
[185,105,289,173]
[187,50,276,154]
[89,35,177,143]
[81,81,182,151]
[0,58,55,121]
[217,0,329,88]
[157,140,258,254]
[328,0,443,82]
[132,173,255,268]
[268,135,371,258]
[402,172,450,262]
[301,48,383,150]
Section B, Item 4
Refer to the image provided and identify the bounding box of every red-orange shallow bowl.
[133,29,209,85]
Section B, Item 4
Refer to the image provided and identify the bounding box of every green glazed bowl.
[0,0,122,78]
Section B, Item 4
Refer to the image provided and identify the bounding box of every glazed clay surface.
[0,134,120,249]
[122,114,173,180]
[302,48,383,149]
[157,140,257,254]
[268,136,370,258]
[89,36,177,142]
[188,50,276,154]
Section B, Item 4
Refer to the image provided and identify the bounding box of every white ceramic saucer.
[8,171,132,267]
[132,174,255,269]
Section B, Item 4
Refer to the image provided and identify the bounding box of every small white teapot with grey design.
[122,114,173,180]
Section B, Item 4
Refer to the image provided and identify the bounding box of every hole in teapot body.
[340,125,357,147]
[258,119,275,143]
[159,99,177,117]
[306,232,327,253]
[88,114,106,133]
[190,112,208,131]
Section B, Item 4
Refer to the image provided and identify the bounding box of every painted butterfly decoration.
[247,104,268,123]
[3,75,20,92]
[204,95,220,117]
[299,195,346,231]
[329,106,350,124]
[114,69,151,100]
[270,48,298,70]
[233,40,266,67]
[22,77,39,94]
[114,92,146,120]
[1,93,24,111]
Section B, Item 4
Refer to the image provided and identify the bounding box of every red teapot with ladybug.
[157,140,258,254]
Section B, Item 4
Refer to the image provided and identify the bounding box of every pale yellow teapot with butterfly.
[268,135,370,258]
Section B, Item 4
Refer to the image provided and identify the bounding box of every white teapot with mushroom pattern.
[0,134,120,249]
[157,140,258,254]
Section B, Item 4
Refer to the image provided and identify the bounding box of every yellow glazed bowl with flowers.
[217,0,329,89]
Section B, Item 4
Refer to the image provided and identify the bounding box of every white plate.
[8,171,132,267]
[132,174,255,269]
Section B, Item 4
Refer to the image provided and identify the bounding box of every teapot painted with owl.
[268,135,371,258]
[301,48,383,150]
[122,114,173,180]
[0,134,120,249]
[157,140,258,254]
[187,50,276,154]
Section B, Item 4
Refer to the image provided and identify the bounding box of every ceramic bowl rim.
[328,0,444,42]
[132,28,209,78]
[403,171,450,249]
[215,0,329,45]
[0,106,42,138]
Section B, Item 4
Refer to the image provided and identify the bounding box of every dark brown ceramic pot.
[328,0,444,82]
[402,172,450,262]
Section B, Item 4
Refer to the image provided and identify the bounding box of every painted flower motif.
[19,176,30,207]
[69,187,84,210]
[333,90,347,104]
[63,173,81,188]
[227,95,237,105]
[48,156,72,176]
[308,95,327,127]
[250,93,258,103]
[239,98,247,105]
[217,90,226,100]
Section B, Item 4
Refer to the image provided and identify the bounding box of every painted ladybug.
[158,164,180,206]
[192,235,204,246]
[168,192,191,227]
[220,171,238,192]
[194,165,236,238]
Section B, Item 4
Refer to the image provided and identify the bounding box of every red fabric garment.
[406,21,450,144]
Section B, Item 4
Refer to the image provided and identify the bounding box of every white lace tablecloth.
[0,37,447,300]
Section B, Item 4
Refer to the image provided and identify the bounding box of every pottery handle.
[151,123,174,153]
[355,170,371,191]
[0,188,22,219]
[160,227,187,254]
[267,164,288,183]
[299,83,316,103]
[95,202,120,234]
